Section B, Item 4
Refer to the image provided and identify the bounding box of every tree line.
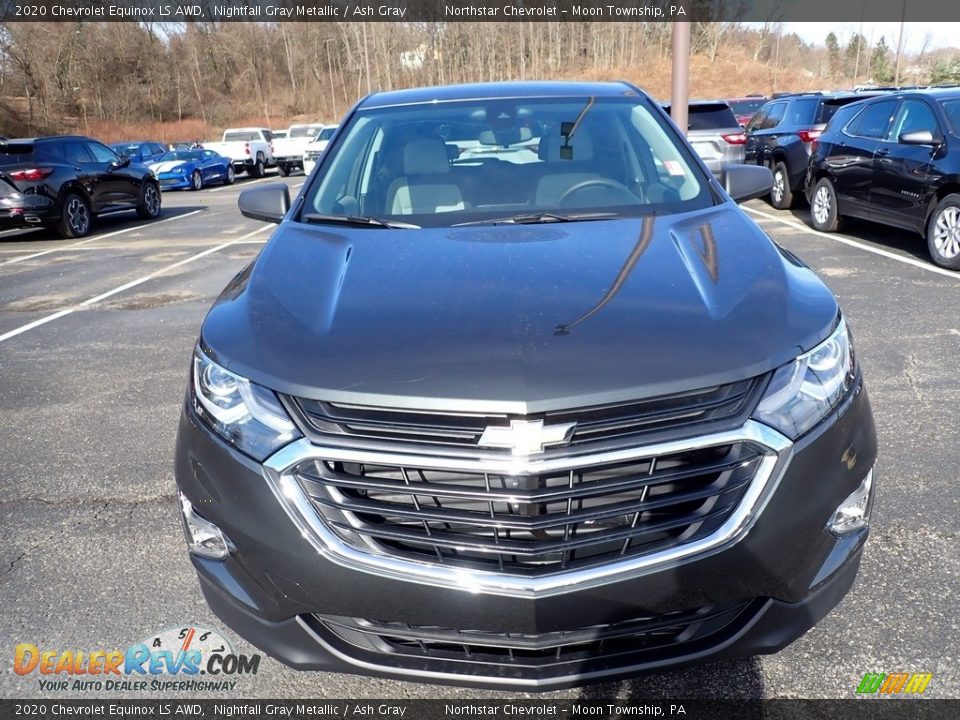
[1,21,958,138]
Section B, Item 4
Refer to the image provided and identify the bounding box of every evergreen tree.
[871,37,893,84]
[825,32,841,76]
[846,33,867,75]
[930,56,960,85]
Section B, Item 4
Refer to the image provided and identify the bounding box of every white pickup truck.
[271,124,326,176]
[302,125,339,176]
[203,128,274,178]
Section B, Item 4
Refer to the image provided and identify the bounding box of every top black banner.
[1,0,959,23]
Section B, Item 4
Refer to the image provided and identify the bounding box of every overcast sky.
[772,22,960,53]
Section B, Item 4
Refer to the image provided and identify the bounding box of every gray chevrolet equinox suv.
[174,81,878,690]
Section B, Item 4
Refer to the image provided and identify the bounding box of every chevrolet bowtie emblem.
[477,419,576,456]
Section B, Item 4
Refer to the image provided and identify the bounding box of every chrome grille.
[313,600,754,669]
[289,378,760,450]
[290,441,763,574]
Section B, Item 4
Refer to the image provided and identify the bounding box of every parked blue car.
[109,141,168,165]
[147,149,235,190]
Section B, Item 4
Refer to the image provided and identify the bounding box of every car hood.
[202,204,838,413]
[149,160,192,173]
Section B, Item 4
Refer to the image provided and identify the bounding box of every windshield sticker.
[664,160,685,176]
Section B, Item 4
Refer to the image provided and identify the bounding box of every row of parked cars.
[688,87,960,268]
[0,121,339,239]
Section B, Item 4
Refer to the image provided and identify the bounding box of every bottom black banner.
[3,699,958,720]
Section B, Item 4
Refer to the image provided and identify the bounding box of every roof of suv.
[359,81,644,109]
[661,99,732,107]
[911,87,960,100]
[1,135,92,144]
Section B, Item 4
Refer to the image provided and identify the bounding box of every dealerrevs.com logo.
[14,625,260,693]
[856,672,934,696]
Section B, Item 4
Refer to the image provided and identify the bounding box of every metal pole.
[894,0,906,86]
[671,22,691,135]
[773,24,782,94]
[853,4,865,87]
[325,39,338,121]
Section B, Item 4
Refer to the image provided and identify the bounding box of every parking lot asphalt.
[1,178,957,700]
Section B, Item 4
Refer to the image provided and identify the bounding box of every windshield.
[685,104,739,131]
[728,99,766,116]
[302,97,711,228]
[941,99,960,134]
[224,131,262,142]
[290,126,323,139]
[317,127,337,141]
[159,151,202,162]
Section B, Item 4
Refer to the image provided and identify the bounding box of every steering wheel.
[555,178,640,206]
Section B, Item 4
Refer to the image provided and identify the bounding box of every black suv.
[175,82,877,690]
[0,135,162,238]
[806,88,960,268]
[745,93,882,209]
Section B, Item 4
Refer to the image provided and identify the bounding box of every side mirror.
[109,156,131,171]
[238,183,290,223]
[898,130,938,146]
[723,164,773,203]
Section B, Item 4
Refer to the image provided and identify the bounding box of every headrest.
[538,128,594,162]
[403,137,450,175]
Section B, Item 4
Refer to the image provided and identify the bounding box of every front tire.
[56,192,92,239]
[190,170,203,191]
[810,177,840,232]
[136,182,162,220]
[224,166,236,185]
[277,163,289,177]
[770,161,795,210]
[927,194,960,270]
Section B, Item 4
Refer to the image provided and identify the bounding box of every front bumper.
[157,175,191,190]
[174,381,877,689]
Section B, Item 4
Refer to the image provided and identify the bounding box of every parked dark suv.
[806,88,960,268]
[174,82,877,690]
[746,93,882,209]
[0,135,161,238]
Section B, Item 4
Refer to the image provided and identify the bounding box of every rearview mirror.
[238,184,290,223]
[723,164,773,203]
[898,130,938,146]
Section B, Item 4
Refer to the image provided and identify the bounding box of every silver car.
[662,100,746,178]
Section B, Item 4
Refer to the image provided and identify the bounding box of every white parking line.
[209,177,273,193]
[0,224,272,344]
[0,209,204,267]
[743,206,960,281]
[0,238,269,253]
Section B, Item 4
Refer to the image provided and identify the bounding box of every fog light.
[179,493,235,559]
[828,468,875,536]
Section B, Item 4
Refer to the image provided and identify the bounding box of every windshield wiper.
[452,211,618,227]
[302,213,420,229]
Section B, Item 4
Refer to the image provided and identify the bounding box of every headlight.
[191,347,300,460]
[754,318,856,439]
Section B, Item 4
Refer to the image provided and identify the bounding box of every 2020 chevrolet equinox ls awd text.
[174,82,878,690]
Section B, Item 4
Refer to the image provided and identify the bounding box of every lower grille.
[313,599,754,670]
[290,441,764,575]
